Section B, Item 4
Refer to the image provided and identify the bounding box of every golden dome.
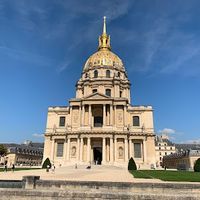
[83,50,124,72]
[83,17,125,72]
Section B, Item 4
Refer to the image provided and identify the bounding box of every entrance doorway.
[93,147,102,165]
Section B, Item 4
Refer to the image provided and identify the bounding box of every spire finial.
[98,16,111,50]
[103,16,107,35]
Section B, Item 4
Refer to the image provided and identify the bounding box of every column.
[129,139,132,159]
[110,105,113,125]
[67,138,70,161]
[110,137,114,163]
[87,137,91,162]
[79,106,82,126]
[103,104,106,126]
[114,105,117,127]
[107,106,110,125]
[77,137,80,161]
[125,138,128,162]
[114,137,117,161]
[123,105,127,126]
[70,106,73,127]
[82,105,85,126]
[80,138,83,162]
[88,104,91,127]
[50,139,55,162]
[143,139,147,163]
[102,137,106,163]
[63,139,67,161]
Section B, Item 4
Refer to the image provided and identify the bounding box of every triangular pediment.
[84,92,111,100]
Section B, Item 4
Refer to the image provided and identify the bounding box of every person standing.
[11,164,15,172]
[4,160,8,172]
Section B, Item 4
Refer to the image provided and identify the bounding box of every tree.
[42,158,51,169]
[128,157,137,170]
[0,144,7,157]
[194,158,200,172]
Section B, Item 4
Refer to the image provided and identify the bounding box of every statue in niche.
[71,146,76,157]
[118,147,124,159]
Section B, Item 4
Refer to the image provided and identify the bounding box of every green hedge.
[42,158,51,169]
[128,157,137,170]
[194,158,200,172]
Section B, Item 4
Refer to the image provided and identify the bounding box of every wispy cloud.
[117,3,200,78]
[0,45,53,67]
[56,60,70,73]
[32,133,44,138]
[180,139,200,144]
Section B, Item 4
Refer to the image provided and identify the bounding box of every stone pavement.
[0,165,162,183]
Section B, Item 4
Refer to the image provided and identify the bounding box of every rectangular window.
[134,143,142,158]
[59,116,65,127]
[56,143,64,157]
[133,116,140,126]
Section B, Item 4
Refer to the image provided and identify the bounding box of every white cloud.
[58,0,134,20]
[158,128,176,135]
[32,133,44,138]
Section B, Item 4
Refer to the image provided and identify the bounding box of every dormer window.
[106,70,110,78]
[92,89,97,93]
[94,70,98,78]
[105,89,111,97]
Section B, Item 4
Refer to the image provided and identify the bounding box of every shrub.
[42,158,51,169]
[128,157,137,170]
[194,158,200,172]
[0,144,7,156]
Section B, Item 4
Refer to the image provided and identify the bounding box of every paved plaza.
[0,165,161,183]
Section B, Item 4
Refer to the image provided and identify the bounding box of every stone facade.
[43,17,156,168]
[1,142,43,166]
[155,134,176,167]
[163,149,200,170]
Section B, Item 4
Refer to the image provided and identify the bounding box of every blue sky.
[0,0,200,144]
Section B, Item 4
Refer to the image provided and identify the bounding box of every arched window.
[106,70,110,78]
[120,91,122,97]
[92,89,97,93]
[118,72,120,77]
[94,70,98,78]
[105,89,111,97]
[133,116,140,126]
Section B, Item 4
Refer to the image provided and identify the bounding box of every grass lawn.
[130,170,200,182]
[0,167,41,172]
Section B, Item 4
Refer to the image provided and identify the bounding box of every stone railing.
[0,176,200,200]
